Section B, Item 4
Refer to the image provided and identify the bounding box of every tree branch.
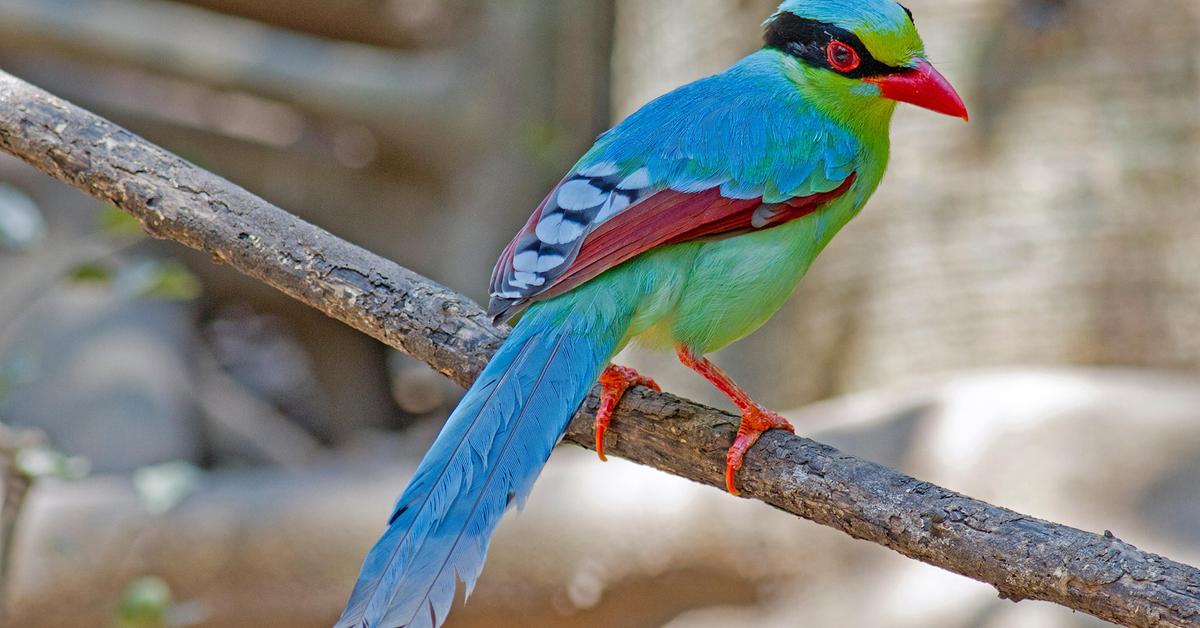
[0,70,1196,628]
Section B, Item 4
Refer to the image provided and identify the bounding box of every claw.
[674,345,797,496]
[723,405,794,496]
[595,364,660,462]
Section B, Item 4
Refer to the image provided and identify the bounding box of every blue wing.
[489,50,861,320]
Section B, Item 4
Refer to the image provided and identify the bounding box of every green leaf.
[115,576,173,628]
[71,259,201,300]
[138,261,201,300]
[69,261,117,285]
[98,205,146,239]
[112,260,202,301]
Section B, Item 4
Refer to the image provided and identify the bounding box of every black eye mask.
[764,12,906,79]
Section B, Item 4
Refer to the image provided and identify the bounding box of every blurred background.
[0,0,1198,626]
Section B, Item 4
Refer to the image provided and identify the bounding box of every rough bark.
[0,70,1197,628]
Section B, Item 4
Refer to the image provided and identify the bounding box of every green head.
[766,0,967,126]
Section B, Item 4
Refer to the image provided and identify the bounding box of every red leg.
[595,364,660,462]
[676,346,794,496]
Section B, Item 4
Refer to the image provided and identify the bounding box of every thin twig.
[0,70,1197,627]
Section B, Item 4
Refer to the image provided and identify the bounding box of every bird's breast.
[658,190,866,354]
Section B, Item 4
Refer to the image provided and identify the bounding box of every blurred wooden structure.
[0,0,616,436]
[612,0,1200,414]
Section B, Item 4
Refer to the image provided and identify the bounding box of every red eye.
[826,41,861,73]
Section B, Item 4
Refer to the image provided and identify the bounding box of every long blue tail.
[336,298,628,628]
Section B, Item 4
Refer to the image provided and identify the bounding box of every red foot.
[595,364,660,462]
[724,405,794,496]
[675,346,795,496]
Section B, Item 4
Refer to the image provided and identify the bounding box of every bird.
[337,1,967,626]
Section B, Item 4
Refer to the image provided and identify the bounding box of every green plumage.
[548,48,901,357]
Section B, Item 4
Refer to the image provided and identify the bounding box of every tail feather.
[337,299,626,628]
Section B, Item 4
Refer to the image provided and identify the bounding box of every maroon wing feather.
[488,175,855,322]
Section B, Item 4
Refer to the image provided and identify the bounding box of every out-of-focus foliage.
[67,260,201,301]
[115,576,173,628]
[97,205,147,240]
[13,444,89,481]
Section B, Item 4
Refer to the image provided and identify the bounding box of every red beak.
[867,60,968,121]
